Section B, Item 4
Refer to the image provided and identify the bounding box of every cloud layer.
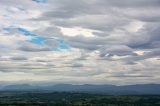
[0,0,160,85]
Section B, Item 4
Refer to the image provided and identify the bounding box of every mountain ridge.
[1,84,160,95]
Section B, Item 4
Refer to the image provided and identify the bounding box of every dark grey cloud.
[96,0,160,8]
[71,63,83,67]
[32,26,63,37]
[37,0,160,29]
[99,45,136,57]
[31,0,160,54]
[11,56,28,61]
[122,48,160,64]
[111,74,152,78]
[30,0,160,66]
[19,43,51,52]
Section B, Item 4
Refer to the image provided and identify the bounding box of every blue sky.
[3,27,70,51]
[32,0,47,3]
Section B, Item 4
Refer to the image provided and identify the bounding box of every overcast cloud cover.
[0,0,160,85]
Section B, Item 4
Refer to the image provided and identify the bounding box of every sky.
[0,0,160,85]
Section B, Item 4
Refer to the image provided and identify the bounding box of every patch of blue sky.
[43,38,70,51]
[29,36,49,46]
[56,39,65,43]
[17,28,37,37]
[54,39,70,49]
[53,48,60,51]
[59,44,70,49]
[3,27,37,37]
[3,26,70,51]
[32,0,47,3]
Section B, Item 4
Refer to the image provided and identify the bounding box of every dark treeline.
[0,91,159,106]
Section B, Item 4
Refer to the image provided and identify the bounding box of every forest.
[0,91,159,106]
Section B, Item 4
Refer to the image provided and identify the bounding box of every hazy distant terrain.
[1,84,160,95]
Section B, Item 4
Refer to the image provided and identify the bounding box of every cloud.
[11,56,28,61]
[99,45,136,57]
[0,0,160,85]
[18,42,51,52]
[71,63,83,67]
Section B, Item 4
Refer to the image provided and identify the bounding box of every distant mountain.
[1,84,160,95]
[2,84,37,90]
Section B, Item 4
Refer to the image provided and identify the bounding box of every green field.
[0,91,159,106]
